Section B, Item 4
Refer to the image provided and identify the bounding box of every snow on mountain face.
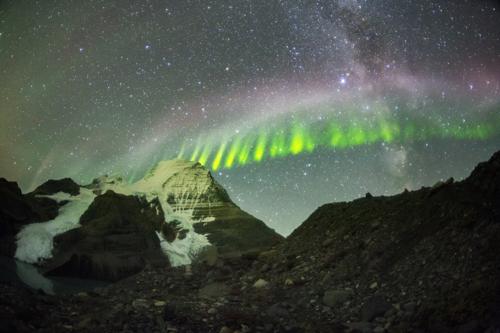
[134,160,229,219]
[15,189,96,264]
[15,160,229,267]
[130,160,222,266]
[94,160,222,266]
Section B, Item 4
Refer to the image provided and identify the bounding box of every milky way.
[1,0,499,235]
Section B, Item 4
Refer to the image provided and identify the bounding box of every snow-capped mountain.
[4,160,282,281]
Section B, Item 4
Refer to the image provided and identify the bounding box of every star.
[0,0,499,236]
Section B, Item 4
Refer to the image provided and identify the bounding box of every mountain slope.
[246,150,500,331]
[6,159,282,281]
[1,152,499,332]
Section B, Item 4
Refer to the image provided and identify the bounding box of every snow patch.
[15,260,55,295]
[156,230,210,267]
[15,189,96,264]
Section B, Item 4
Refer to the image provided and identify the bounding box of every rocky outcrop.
[31,178,81,197]
[0,179,38,257]
[0,178,66,257]
[193,209,283,254]
[42,191,169,281]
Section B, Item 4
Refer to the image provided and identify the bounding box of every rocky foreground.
[1,151,500,333]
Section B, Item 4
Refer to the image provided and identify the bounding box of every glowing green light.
[290,134,303,154]
[379,120,395,143]
[225,138,241,169]
[289,123,315,155]
[178,105,500,172]
[190,142,201,162]
[177,143,186,159]
[270,131,287,157]
[347,123,366,146]
[329,123,346,147]
[254,132,267,162]
[237,137,253,165]
[212,143,227,170]
[198,144,212,166]
[404,124,416,141]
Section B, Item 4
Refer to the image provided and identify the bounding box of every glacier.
[15,189,96,264]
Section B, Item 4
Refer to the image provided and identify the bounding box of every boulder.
[253,278,269,288]
[198,282,230,299]
[0,179,38,256]
[322,289,354,307]
[360,295,392,322]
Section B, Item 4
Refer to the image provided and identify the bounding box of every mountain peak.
[466,149,500,195]
[9,158,282,272]
[144,159,201,178]
[135,159,207,192]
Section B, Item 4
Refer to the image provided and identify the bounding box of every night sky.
[1,0,500,235]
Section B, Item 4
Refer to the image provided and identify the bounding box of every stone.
[184,264,193,277]
[266,303,288,318]
[361,295,392,322]
[384,308,396,318]
[345,321,372,333]
[253,278,269,288]
[457,320,481,333]
[260,263,270,272]
[195,244,218,266]
[132,299,149,309]
[240,324,251,333]
[154,301,166,307]
[322,289,354,307]
[199,282,230,299]
[322,238,334,247]
[75,317,93,330]
[402,302,416,313]
[220,326,233,333]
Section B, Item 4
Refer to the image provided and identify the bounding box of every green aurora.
[177,106,500,171]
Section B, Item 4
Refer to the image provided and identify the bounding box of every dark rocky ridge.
[1,151,499,332]
[0,178,39,257]
[0,178,69,257]
[31,178,81,197]
[267,150,500,331]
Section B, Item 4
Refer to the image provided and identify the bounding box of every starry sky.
[1,0,500,235]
